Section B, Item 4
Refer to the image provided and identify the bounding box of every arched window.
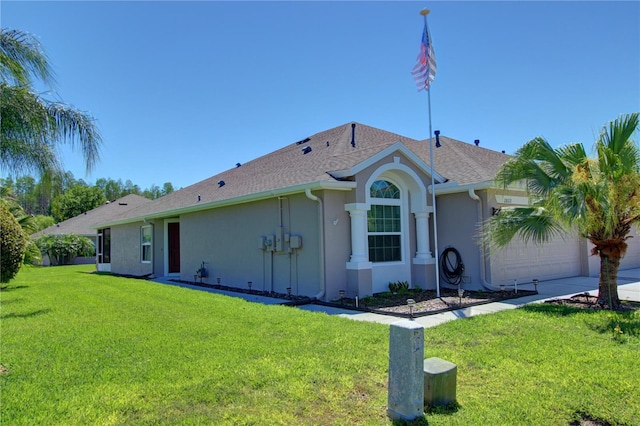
[370,180,400,199]
[368,180,402,262]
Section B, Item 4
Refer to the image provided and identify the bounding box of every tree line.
[1,172,175,223]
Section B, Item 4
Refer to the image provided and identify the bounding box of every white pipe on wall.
[468,188,502,291]
[305,189,326,300]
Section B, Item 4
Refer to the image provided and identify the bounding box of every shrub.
[388,281,410,294]
[23,238,42,265]
[35,234,95,265]
[0,204,27,283]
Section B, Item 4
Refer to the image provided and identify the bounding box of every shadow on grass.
[588,314,640,340]
[424,401,460,415]
[1,309,51,320]
[521,303,599,317]
[391,416,428,426]
[569,411,612,426]
[0,285,29,292]
[389,402,460,425]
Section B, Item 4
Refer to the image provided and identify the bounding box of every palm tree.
[484,113,640,310]
[0,28,101,177]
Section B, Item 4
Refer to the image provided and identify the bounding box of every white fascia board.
[329,141,446,183]
[95,180,356,228]
[430,180,494,195]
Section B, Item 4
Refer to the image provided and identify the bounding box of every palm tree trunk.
[598,253,621,310]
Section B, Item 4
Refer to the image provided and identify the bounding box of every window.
[370,179,400,199]
[141,225,152,263]
[368,180,402,262]
[97,228,110,263]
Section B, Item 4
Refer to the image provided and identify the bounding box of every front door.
[168,222,180,274]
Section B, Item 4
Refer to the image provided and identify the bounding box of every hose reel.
[440,247,465,286]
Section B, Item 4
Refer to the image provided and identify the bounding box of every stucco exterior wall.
[178,194,321,297]
[110,221,154,277]
[435,191,483,290]
[322,190,353,300]
[152,219,165,278]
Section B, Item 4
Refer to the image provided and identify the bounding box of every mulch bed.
[171,279,638,317]
[317,288,538,318]
[545,293,639,312]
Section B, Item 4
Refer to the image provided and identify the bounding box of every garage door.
[490,232,582,285]
[620,227,640,270]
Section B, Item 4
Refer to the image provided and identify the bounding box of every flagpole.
[421,8,441,298]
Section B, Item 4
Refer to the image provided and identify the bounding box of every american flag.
[411,21,437,91]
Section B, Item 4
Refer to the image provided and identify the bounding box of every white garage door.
[490,233,582,285]
[620,227,640,270]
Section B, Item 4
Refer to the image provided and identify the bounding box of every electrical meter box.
[290,235,302,249]
[275,227,284,252]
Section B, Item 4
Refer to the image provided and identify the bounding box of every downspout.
[305,188,326,300]
[468,188,502,291]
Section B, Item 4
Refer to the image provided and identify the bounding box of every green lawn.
[1,265,639,425]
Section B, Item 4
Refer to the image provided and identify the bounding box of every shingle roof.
[411,135,510,185]
[103,122,510,225]
[33,194,152,237]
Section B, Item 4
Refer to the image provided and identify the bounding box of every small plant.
[388,281,410,294]
[612,324,625,343]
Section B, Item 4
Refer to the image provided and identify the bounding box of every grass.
[1,265,639,425]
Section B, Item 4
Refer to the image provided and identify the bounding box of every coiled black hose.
[440,247,465,286]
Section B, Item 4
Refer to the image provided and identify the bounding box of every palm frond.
[1,83,101,176]
[556,143,588,169]
[1,84,62,175]
[481,206,565,249]
[45,102,102,174]
[495,137,568,199]
[0,28,53,87]
[597,112,640,177]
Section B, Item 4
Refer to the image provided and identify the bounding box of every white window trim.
[367,179,408,265]
[141,224,153,264]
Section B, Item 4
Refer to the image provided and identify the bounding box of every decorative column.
[345,203,370,267]
[413,210,431,260]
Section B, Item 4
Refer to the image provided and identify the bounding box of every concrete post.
[423,357,457,407]
[387,319,425,421]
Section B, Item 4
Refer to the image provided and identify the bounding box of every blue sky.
[3,1,639,190]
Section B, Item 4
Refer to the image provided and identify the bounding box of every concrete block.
[387,319,424,420]
[423,357,457,407]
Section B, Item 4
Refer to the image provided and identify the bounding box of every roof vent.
[118,202,127,206]
[326,141,330,147]
[434,130,441,148]
[351,123,356,147]
[198,194,201,202]
[236,163,241,167]
[474,139,480,146]
[296,137,311,145]
[217,180,225,188]
[501,150,505,154]
[302,146,312,154]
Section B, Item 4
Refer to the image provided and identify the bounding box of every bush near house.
[0,204,27,283]
[35,234,95,265]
